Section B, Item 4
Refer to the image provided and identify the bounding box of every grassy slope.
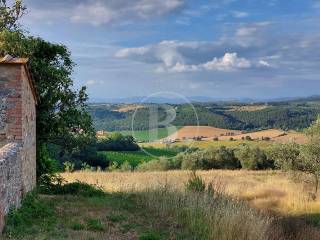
[100,148,178,167]
[121,126,181,142]
[6,181,319,240]
[62,170,320,227]
[3,192,189,240]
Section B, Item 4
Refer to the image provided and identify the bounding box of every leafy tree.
[97,132,140,151]
[236,146,273,170]
[268,117,320,199]
[0,0,26,31]
[300,117,320,198]
[0,2,96,177]
[267,142,300,170]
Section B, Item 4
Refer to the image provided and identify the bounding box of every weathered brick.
[0,63,37,233]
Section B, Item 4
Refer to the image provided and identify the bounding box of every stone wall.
[0,143,22,231]
[0,62,37,232]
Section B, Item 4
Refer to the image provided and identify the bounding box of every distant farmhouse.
[0,55,37,232]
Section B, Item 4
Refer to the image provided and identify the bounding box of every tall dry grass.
[139,185,271,240]
[62,170,320,217]
[61,170,320,239]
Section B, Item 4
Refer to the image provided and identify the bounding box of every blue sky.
[21,0,320,100]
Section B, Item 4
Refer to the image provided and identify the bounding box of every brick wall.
[0,62,37,232]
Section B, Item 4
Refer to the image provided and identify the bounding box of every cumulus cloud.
[117,41,252,73]
[26,0,187,26]
[202,53,251,71]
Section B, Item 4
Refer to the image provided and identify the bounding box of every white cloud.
[202,53,251,71]
[115,47,150,58]
[231,11,249,18]
[116,39,257,73]
[85,79,104,86]
[27,0,187,26]
[258,60,271,67]
[71,0,187,26]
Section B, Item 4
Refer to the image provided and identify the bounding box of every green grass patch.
[121,126,180,142]
[86,219,105,231]
[107,214,127,223]
[3,183,187,240]
[101,147,178,167]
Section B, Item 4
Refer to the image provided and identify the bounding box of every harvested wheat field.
[164,126,242,141]
[273,131,308,144]
[227,105,269,112]
[62,170,320,220]
[115,104,145,112]
[219,129,285,141]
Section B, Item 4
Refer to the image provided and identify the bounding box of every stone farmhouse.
[0,56,37,232]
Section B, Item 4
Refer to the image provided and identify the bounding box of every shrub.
[72,145,109,169]
[185,171,206,192]
[63,161,75,172]
[97,132,140,151]
[180,147,240,170]
[38,174,105,197]
[120,161,133,172]
[137,157,173,171]
[236,146,274,170]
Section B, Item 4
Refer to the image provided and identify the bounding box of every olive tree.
[300,117,320,198]
[268,117,320,199]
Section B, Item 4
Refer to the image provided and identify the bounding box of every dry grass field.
[115,104,145,112]
[273,131,308,144]
[227,105,269,112]
[218,129,284,141]
[163,126,242,141]
[62,170,320,221]
[141,139,273,149]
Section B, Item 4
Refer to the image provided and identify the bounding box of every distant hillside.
[87,97,320,132]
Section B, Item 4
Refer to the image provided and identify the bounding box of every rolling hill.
[88,97,320,132]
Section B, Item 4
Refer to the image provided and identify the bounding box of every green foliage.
[36,144,58,179]
[86,219,105,231]
[97,132,140,151]
[120,161,133,171]
[63,161,75,172]
[299,117,320,197]
[180,147,241,170]
[137,157,173,171]
[102,147,178,169]
[185,171,206,193]
[0,0,26,31]
[38,174,105,197]
[89,101,320,132]
[4,192,56,237]
[0,29,96,178]
[236,146,274,170]
[72,144,109,169]
[267,142,301,170]
[268,116,320,198]
[70,222,85,231]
